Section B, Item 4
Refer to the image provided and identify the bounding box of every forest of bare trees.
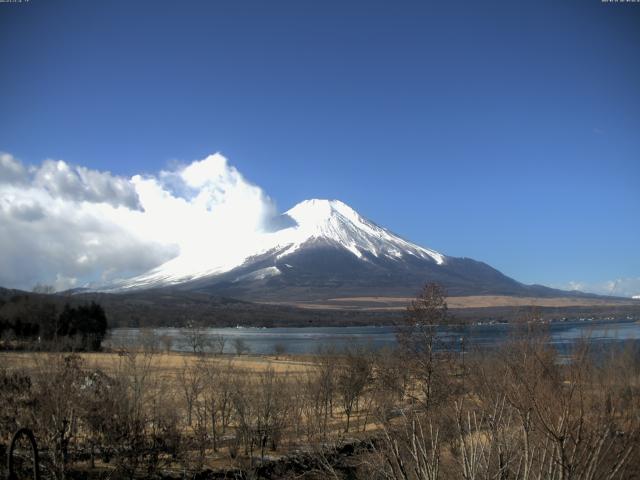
[1,284,639,479]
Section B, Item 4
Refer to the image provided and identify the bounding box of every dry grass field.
[0,348,383,477]
[2,337,639,479]
[274,294,640,310]
[0,350,316,377]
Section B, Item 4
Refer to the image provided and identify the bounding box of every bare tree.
[337,346,372,433]
[211,333,226,355]
[398,282,452,410]
[307,346,338,440]
[372,346,409,420]
[33,354,84,479]
[233,337,250,355]
[461,328,640,480]
[177,359,204,427]
[184,320,206,354]
[109,348,158,477]
[77,368,117,469]
[140,328,159,353]
[254,367,289,459]
[201,359,235,452]
[373,411,441,480]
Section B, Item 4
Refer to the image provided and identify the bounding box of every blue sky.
[1,0,639,294]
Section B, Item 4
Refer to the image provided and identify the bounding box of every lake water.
[105,318,640,355]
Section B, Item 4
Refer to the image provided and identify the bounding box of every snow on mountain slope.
[274,199,444,264]
[107,199,446,291]
[232,266,281,283]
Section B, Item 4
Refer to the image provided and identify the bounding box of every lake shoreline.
[104,318,640,355]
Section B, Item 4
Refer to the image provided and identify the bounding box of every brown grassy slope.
[268,294,640,310]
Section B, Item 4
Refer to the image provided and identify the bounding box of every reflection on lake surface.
[105,319,640,355]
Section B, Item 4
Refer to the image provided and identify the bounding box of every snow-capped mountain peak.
[277,199,445,264]
[105,198,445,291]
[286,199,362,225]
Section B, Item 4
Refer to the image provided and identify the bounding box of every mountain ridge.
[108,198,447,292]
[99,199,601,301]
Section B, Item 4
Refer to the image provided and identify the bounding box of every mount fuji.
[104,199,568,301]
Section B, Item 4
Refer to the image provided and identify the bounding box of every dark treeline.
[0,294,108,351]
[1,287,639,330]
[76,292,640,328]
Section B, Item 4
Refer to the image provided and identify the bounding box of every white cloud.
[0,152,277,291]
[563,278,640,298]
[0,153,27,184]
[53,274,78,292]
[33,159,142,209]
